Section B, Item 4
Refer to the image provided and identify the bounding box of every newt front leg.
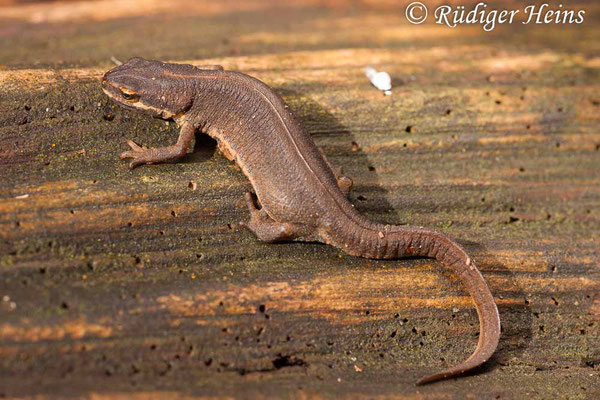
[120,120,196,169]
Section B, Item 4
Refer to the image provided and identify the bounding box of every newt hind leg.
[336,174,353,197]
[240,192,312,243]
[319,148,353,196]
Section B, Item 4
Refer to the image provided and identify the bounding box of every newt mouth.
[101,85,140,112]
[101,84,174,119]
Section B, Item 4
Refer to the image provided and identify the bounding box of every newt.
[101,57,501,385]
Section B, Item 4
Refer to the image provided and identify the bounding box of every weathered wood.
[1,0,599,398]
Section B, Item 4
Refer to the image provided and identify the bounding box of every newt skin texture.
[102,58,501,385]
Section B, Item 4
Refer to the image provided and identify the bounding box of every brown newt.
[102,57,501,385]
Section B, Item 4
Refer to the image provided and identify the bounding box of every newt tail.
[321,217,501,385]
[414,238,500,385]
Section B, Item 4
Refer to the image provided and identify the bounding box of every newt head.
[101,57,194,120]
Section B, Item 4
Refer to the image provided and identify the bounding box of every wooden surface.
[1,0,599,398]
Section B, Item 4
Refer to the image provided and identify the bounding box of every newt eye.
[120,89,139,102]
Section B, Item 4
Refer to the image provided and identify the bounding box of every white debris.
[15,194,29,199]
[365,66,392,95]
[452,307,460,313]
[2,295,9,302]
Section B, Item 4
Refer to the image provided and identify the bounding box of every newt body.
[102,58,501,385]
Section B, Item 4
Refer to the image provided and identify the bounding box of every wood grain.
[0,0,599,398]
